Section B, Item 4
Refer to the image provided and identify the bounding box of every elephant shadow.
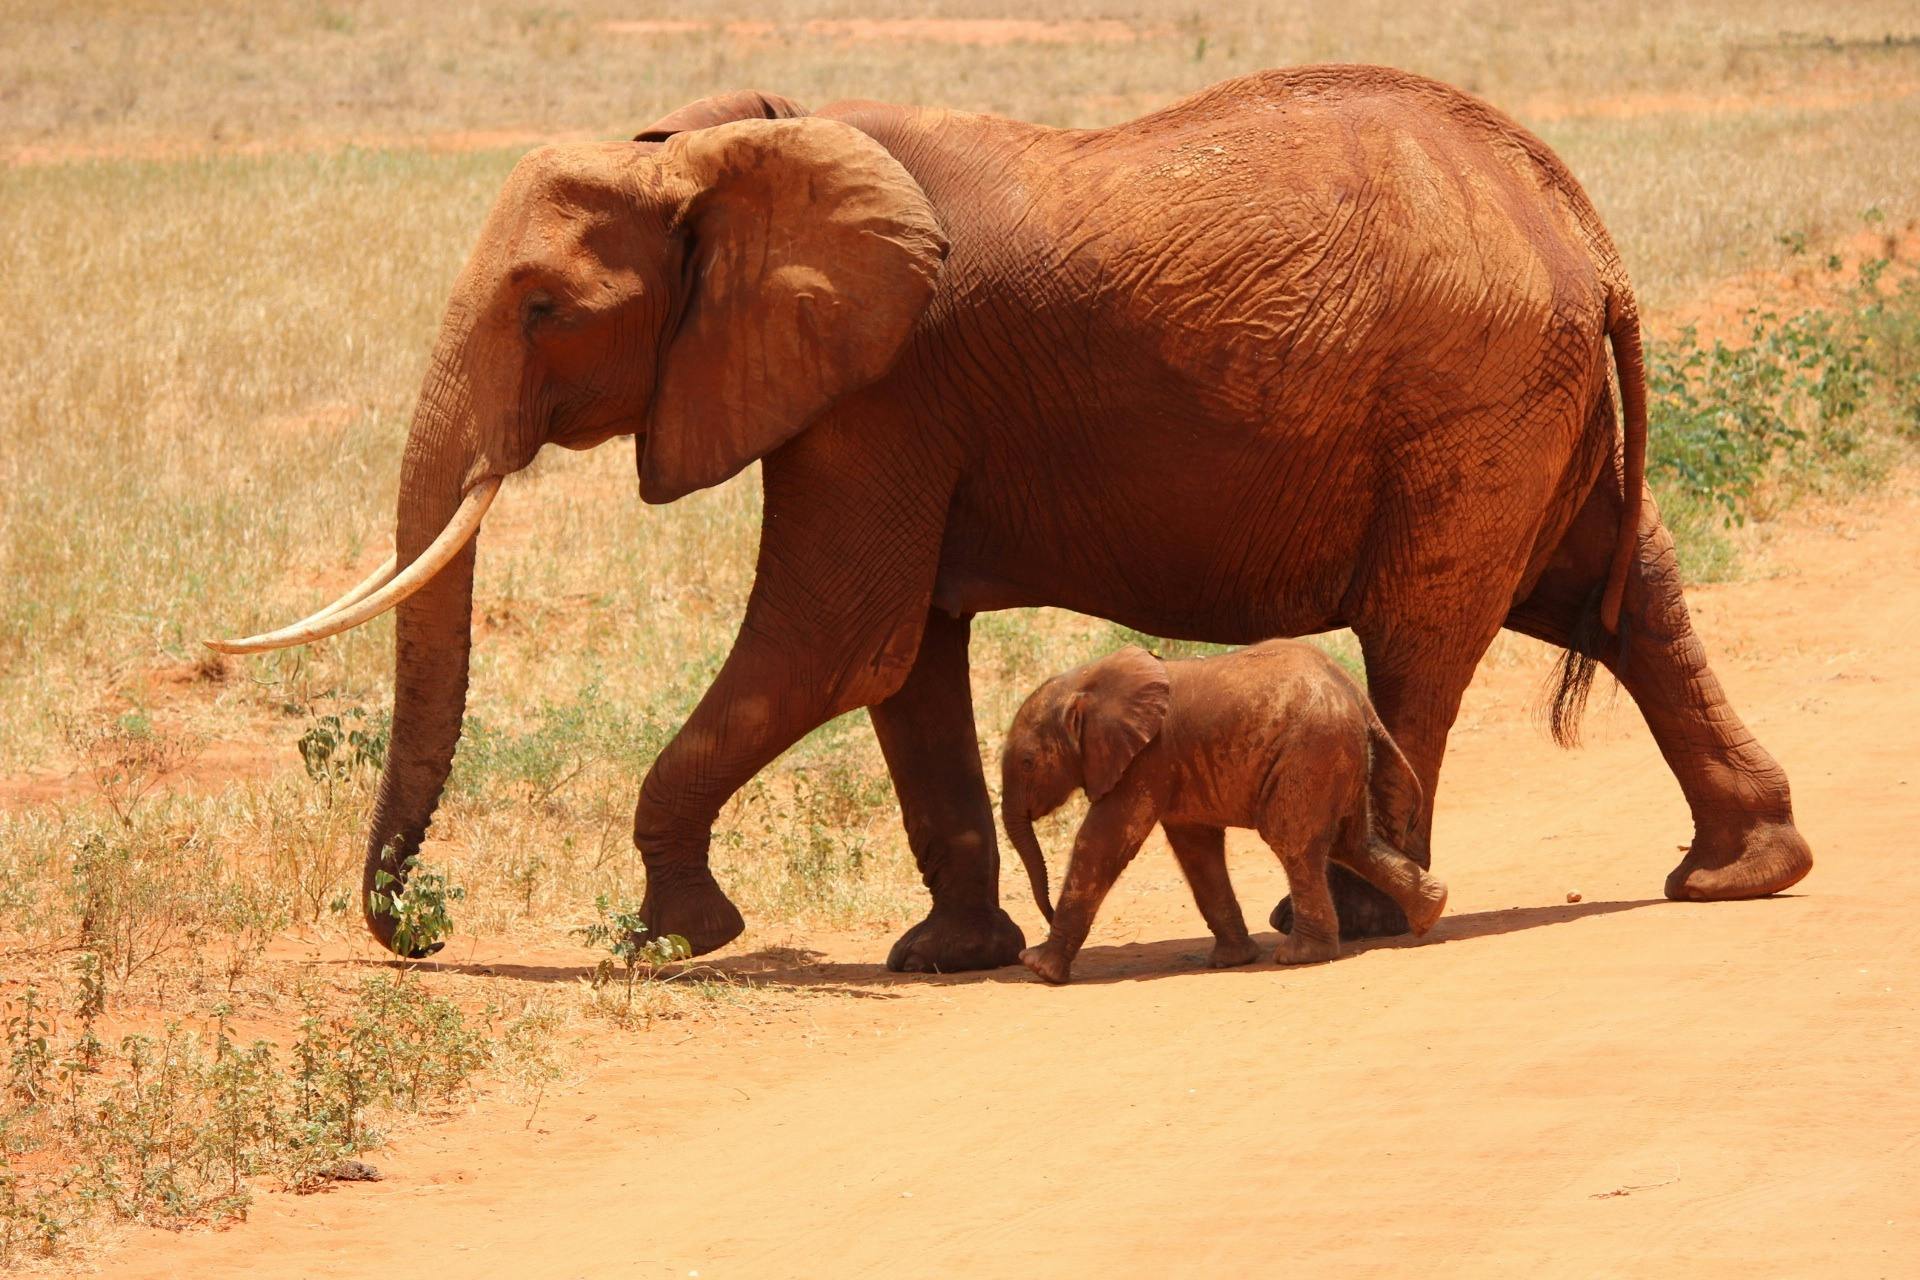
[357,947,907,1002]
[361,896,1682,992]
[750,895,1678,989]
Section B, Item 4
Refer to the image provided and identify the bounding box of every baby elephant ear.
[1077,646,1171,799]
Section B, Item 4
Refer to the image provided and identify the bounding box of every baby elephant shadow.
[1045,894,1673,985]
[681,895,1677,990]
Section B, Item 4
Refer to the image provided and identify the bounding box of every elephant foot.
[887,904,1026,974]
[1018,943,1073,985]
[1208,936,1262,969]
[639,865,745,957]
[1272,929,1339,966]
[1665,818,1813,901]
[1271,872,1410,941]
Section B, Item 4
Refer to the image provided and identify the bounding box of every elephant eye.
[521,291,560,335]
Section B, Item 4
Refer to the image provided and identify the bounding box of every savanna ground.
[2,1,1918,1273]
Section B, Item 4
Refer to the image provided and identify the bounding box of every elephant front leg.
[633,617,920,957]
[628,663,769,957]
[870,609,1025,973]
[631,428,963,959]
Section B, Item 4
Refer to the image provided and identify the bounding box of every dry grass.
[1,0,1918,1263]
[8,0,1920,292]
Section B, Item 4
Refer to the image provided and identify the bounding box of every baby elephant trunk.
[1002,803,1054,924]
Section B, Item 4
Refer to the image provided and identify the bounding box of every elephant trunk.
[361,350,484,955]
[1002,796,1054,924]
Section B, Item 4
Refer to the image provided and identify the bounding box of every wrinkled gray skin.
[1002,642,1448,984]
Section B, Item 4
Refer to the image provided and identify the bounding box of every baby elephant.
[1000,641,1447,984]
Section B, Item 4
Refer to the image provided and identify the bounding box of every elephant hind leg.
[871,609,1025,974]
[1508,483,1812,900]
[1259,794,1344,965]
[1163,823,1259,968]
[1265,826,1341,966]
[1274,544,1535,941]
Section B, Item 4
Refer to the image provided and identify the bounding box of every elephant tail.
[1546,286,1645,747]
[1363,702,1423,850]
[1600,289,1647,635]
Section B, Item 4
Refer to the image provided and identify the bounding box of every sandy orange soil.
[86,470,1920,1277]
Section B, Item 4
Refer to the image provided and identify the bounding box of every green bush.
[1645,254,1916,568]
[0,971,497,1264]
[367,855,466,957]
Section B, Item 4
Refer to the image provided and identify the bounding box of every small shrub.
[59,713,204,828]
[5,986,53,1106]
[214,875,292,993]
[490,999,568,1114]
[368,855,466,957]
[297,706,388,802]
[67,825,216,992]
[0,969,499,1254]
[574,895,690,1021]
[251,780,361,923]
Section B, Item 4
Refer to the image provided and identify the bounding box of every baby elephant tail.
[1364,705,1424,850]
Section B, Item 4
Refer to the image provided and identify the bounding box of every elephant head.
[999,646,1171,924]
[208,112,948,954]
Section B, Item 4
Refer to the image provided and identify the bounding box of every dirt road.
[103,480,1919,1279]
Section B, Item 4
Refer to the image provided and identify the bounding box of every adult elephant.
[212,67,1813,971]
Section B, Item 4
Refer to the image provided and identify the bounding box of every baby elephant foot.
[1272,930,1340,966]
[1403,872,1449,937]
[1019,943,1075,986]
[1208,937,1262,969]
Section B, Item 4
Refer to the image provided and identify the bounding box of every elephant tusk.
[198,551,398,655]
[203,553,400,654]
[308,552,401,622]
[205,477,501,654]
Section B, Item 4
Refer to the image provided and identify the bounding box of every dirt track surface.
[102,481,1919,1278]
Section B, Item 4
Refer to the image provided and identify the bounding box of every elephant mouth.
[204,475,503,655]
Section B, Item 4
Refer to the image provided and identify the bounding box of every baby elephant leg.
[1163,823,1260,969]
[1336,825,1449,936]
[1021,851,1125,985]
[1262,817,1342,965]
[1021,790,1157,985]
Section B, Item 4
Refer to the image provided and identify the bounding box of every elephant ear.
[640,117,949,504]
[633,90,810,141]
[1073,647,1172,799]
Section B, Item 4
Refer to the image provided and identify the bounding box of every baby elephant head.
[1000,646,1171,920]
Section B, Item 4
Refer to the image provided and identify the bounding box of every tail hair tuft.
[1546,585,1626,748]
